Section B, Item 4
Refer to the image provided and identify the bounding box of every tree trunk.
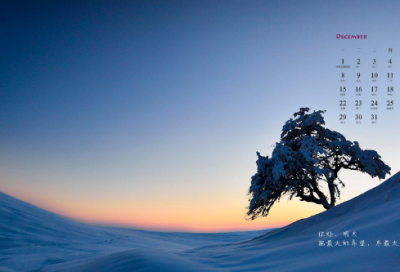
[297,182,334,210]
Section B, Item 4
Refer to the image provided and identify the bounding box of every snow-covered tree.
[247,108,391,220]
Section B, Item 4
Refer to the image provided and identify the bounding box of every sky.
[1,0,399,232]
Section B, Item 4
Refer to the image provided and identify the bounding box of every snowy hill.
[62,172,400,271]
[178,171,400,271]
[0,191,270,271]
[2,172,400,271]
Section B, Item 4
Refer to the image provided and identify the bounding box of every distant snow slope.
[0,190,269,272]
[63,172,400,272]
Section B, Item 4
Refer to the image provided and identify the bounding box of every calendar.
[336,45,394,124]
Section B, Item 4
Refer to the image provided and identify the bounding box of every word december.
[337,34,367,39]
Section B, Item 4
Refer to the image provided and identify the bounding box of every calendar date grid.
[337,48,394,124]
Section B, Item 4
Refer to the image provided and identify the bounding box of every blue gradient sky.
[1,0,399,231]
